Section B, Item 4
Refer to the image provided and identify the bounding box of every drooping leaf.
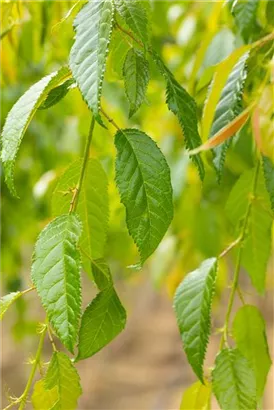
[180,381,211,410]
[32,380,58,410]
[31,214,82,353]
[202,44,251,142]
[1,66,71,196]
[69,0,114,125]
[173,258,217,381]
[231,0,259,43]
[92,258,113,291]
[123,48,150,117]
[232,305,272,398]
[209,52,249,180]
[212,348,257,410]
[152,52,204,180]
[39,79,75,110]
[44,352,82,410]
[115,128,173,264]
[52,159,109,278]
[262,155,274,210]
[0,291,21,319]
[76,285,126,361]
[114,0,149,46]
[226,167,272,293]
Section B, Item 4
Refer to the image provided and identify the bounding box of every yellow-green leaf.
[180,381,211,410]
[32,380,58,410]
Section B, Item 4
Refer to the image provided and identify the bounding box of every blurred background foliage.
[1,0,273,407]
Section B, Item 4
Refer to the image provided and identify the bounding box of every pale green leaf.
[52,159,109,278]
[231,0,259,43]
[202,44,251,142]
[114,0,149,46]
[115,128,173,264]
[209,52,249,181]
[69,0,114,125]
[39,79,75,110]
[123,48,150,117]
[262,155,274,211]
[44,352,82,410]
[76,285,126,361]
[173,258,217,382]
[32,380,58,410]
[152,52,205,179]
[232,305,272,398]
[180,381,211,410]
[0,291,21,320]
[92,258,113,291]
[31,214,82,353]
[1,66,71,196]
[225,168,272,293]
[109,29,131,77]
[212,348,257,410]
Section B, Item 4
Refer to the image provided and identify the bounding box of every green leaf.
[209,52,249,181]
[262,155,274,211]
[123,48,150,117]
[109,29,131,77]
[202,44,251,142]
[212,348,257,410]
[152,52,205,180]
[114,0,149,46]
[32,380,58,410]
[226,168,272,293]
[180,381,211,410]
[31,214,82,353]
[76,285,126,361]
[231,0,259,43]
[69,0,114,126]
[232,305,272,398]
[1,66,71,196]
[44,352,82,410]
[115,128,173,264]
[0,291,21,320]
[52,159,109,278]
[39,79,75,110]
[173,258,217,382]
[92,258,113,291]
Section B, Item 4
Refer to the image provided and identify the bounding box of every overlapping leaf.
[114,0,149,46]
[226,168,272,293]
[231,0,259,43]
[31,214,82,353]
[262,155,274,210]
[52,159,109,277]
[152,52,204,179]
[69,0,114,125]
[209,52,249,180]
[173,258,217,381]
[212,348,257,410]
[1,66,71,196]
[76,285,126,361]
[180,381,211,410]
[123,48,150,117]
[232,305,272,398]
[39,79,75,110]
[0,291,21,319]
[115,128,173,264]
[43,352,82,410]
[32,380,58,410]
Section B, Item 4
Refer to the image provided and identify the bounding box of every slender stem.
[20,286,36,296]
[219,237,241,258]
[18,325,47,410]
[46,320,57,352]
[101,108,121,131]
[69,116,95,213]
[219,161,260,349]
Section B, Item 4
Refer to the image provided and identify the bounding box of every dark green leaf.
[173,258,217,382]
[262,155,274,210]
[123,48,150,117]
[39,79,75,110]
[76,285,126,361]
[231,0,259,43]
[115,128,173,264]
